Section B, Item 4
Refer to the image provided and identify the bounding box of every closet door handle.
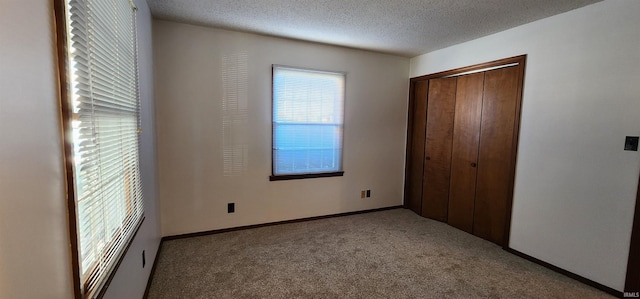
[470,162,477,168]
[425,156,431,160]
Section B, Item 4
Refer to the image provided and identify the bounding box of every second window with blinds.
[271,66,346,180]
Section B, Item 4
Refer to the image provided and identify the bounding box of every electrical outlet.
[366,190,371,198]
[142,250,146,268]
[228,203,235,213]
[361,190,366,198]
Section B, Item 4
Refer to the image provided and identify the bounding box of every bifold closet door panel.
[406,80,429,214]
[474,66,519,245]
[421,77,456,221]
[448,73,484,233]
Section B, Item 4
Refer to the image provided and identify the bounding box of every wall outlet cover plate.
[625,136,639,151]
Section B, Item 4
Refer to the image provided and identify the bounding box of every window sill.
[270,171,344,181]
[92,215,145,299]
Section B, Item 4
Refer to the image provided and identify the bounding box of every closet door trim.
[409,55,526,247]
[403,80,416,210]
[442,63,519,78]
[411,56,525,82]
[404,80,429,213]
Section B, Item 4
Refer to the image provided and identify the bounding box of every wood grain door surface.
[473,66,519,244]
[421,77,457,221]
[448,73,485,233]
[405,80,429,214]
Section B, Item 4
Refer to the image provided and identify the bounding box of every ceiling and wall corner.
[410,0,640,292]
[146,0,602,57]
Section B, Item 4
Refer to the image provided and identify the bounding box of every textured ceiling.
[147,0,602,57]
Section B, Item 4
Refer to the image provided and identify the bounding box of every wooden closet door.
[474,66,519,245]
[448,73,484,233]
[421,77,456,221]
[405,80,429,214]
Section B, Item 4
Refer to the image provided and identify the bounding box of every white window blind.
[64,0,143,296]
[272,66,345,176]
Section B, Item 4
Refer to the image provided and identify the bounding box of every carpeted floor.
[147,208,613,298]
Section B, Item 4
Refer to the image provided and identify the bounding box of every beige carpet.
[146,208,613,298]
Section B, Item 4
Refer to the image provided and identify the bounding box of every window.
[271,66,345,180]
[59,0,143,297]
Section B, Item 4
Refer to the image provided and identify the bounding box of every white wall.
[0,0,160,298]
[153,21,409,236]
[410,0,640,291]
[0,1,73,298]
[103,0,161,298]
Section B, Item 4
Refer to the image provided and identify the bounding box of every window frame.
[270,65,346,181]
[53,0,145,298]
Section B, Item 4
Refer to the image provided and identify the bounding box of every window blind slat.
[65,0,143,297]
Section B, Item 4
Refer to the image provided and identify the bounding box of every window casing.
[60,0,144,297]
[271,66,345,180]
